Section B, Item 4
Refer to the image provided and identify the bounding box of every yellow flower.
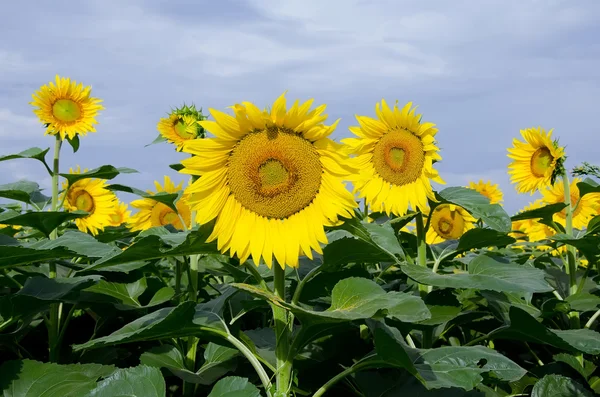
[426,204,475,244]
[507,127,565,194]
[128,176,191,232]
[30,75,104,140]
[179,92,357,269]
[62,166,117,235]
[343,100,444,216]
[108,201,131,227]
[157,113,202,151]
[467,180,503,205]
[541,177,600,230]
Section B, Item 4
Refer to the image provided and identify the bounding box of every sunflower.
[31,75,104,140]
[62,167,117,235]
[179,93,357,269]
[468,180,503,205]
[507,127,565,194]
[157,105,206,150]
[107,201,131,227]
[426,204,475,244]
[540,177,600,230]
[128,176,191,232]
[343,100,444,216]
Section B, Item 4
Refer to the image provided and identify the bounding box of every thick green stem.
[562,174,581,329]
[48,135,62,362]
[585,309,600,329]
[415,211,429,295]
[273,264,293,396]
[291,266,321,306]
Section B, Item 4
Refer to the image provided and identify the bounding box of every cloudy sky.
[1,0,599,214]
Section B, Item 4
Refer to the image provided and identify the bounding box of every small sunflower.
[426,204,475,244]
[107,201,131,227]
[343,100,444,216]
[128,176,191,232]
[541,177,600,230]
[468,180,503,205]
[179,92,357,269]
[62,166,117,235]
[157,104,206,150]
[507,127,565,194]
[31,75,104,140]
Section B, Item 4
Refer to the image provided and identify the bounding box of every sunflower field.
[1,75,600,397]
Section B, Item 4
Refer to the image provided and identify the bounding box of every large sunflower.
[128,176,191,232]
[541,177,600,230]
[426,204,475,245]
[468,180,503,205]
[62,167,117,235]
[108,201,131,227]
[507,127,565,194]
[343,100,444,216]
[179,93,357,269]
[31,75,104,140]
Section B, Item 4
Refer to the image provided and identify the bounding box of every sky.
[1,0,599,215]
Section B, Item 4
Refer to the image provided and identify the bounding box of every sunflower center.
[431,205,465,240]
[74,191,95,213]
[110,212,123,225]
[174,119,195,139]
[530,147,553,177]
[227,127,322,219]
[161,211,179,225]
[373,129,425,186]
[52,99,82,122]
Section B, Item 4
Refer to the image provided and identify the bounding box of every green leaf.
[437,187,511,232]
[0,210,88,237]
[586,215,600,235]
[0,245,73,270]
[85,365,165,397]
[88,228,216,271]
[565,292,600,312]
[233,277,430,323]
[553,353,597,380]
[207,376,260,397]
[146,134,167,147]
[169,163,184,172]
[0,147,50,170]
[401,254,553,293]
[0,359,114,397]
[61,165,138,186]
[371,322,526,390]
[17,276,100,302]
[72,301,226,351]
[456,229,516,252]
[106,184,180,212]
[0,180,49,207]
[481,291,541,322]
[551,234,600,263]
[83,278,148,308]
[66,135,80,153]
[531,374,593,397]
[577,178,600,199]
[511,203,567,222]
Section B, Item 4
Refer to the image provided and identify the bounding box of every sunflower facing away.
[62,167,117,235]
[128,176,191,232]
[180,93,357,269]
[343,100,444,216]
[468,180,503,205]
[507,127,565,194]
[426,204,475,245]
[157,105,206,151]
[107,201,131,227]
[541,177,600,230]
[31,75,104,140]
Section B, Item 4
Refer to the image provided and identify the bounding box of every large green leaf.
[88,228,217,270]
[17,276,100,302]
[437,187,511,232]
[72,301,226,351]
[60,165,138,186]
[371,322,526,390]
[106,184,180,212]
[531,374,593,397]
[207,376,260,397]
[401,254,553,293]
[577,178,600,199]
[0,245,75,270]
[84,365,165,397]
[233,277,430,323]
[511,202,567,223]
[0,147,50,170]
[0,211,87,237]
[551,234,600,263]
[83,278,155,309]
[0,359,114,397]
[565,292,600,312]
[0,180,49,208]
[456,229,515,252]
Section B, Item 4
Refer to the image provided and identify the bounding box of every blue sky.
[1,0,599,214]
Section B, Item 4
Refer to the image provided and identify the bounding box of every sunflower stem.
[415,211,429,296]
[49,135,62,362]
[273,263,293,396]
[562,173,581,330]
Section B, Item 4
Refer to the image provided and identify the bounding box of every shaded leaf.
[456,229,515,252]
[577,178,600,199]
[207,376,260,397]
[60,165,138,186]
[66,135,80,153]
[511,203,567,222]
[565,292,600,312]
[85,365,165,397]
[0,147,50,170]
[106,184,180,212]
[531,374,593,397]
[0,211,87,237]
[0,180,49,207]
